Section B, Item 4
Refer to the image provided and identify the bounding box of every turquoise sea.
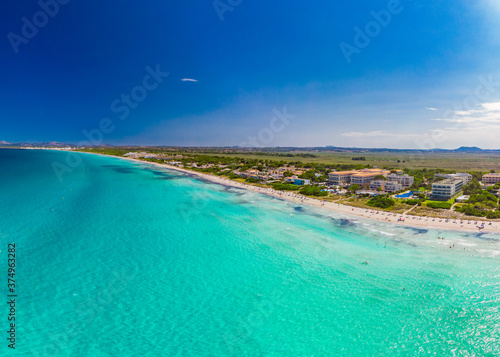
[1,149,499,356]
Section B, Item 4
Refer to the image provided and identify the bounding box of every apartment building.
[482,173,500,185]
[350,172,382,185]
[328,168,390,186]
[431,178,463,201]
[386,173,414,187]
[328,170,358,185]
[370,180,403,193]
[351,169,391,186]
[434,172,472,185]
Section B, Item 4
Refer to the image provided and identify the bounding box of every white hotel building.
[434,173,472,185]
[431,178,464,201]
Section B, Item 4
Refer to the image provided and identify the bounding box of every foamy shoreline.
[73,150,500,234]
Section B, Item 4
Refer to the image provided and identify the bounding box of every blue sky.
[1,0,500,148]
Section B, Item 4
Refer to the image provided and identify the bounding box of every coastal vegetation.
[271,183,300,191]
[451,181,500,217]
[299,185,328,197]
[426,201,452,210]
[367,195,395,209]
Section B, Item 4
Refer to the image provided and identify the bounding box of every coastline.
[82,151,499,234]
[35,148,500,234]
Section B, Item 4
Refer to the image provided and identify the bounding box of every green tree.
[367,195,395,208]
[463,179,482,195]
[427,201,452,209]
[299,185,327,196]
[245,177,261,183]
[348,184,360,193]
[299,170,318,182]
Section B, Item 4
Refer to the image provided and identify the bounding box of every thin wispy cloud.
[432,101,500,125]
[181,78,198,82]
[342,101,500,149]
[426,107,437,111]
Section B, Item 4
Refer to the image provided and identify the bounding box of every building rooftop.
[329,169,390,175]
[352,172,381,177]
[433,178,463,185]
[387,173,412,177]
[328,170,358,175]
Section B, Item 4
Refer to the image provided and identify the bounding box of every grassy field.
[5,146,500,171]
[183,151,500,171]
[24,146,498,172]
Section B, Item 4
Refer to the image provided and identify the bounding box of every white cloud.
[341,104,500,149]
[432,101,500,125]
[481,102,500,111]
[181,78,198,82]
[426,107,437,111]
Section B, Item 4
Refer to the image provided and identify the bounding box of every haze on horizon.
[2,0,500,149]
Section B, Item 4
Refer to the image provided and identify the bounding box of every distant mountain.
[5,141,73,147]
[46,141,71,147]
[2,142,499,152]
[453,146,483,152]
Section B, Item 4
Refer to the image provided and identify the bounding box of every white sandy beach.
[113,155,500,234]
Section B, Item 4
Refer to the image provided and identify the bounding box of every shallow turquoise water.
[1,149,499,356]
